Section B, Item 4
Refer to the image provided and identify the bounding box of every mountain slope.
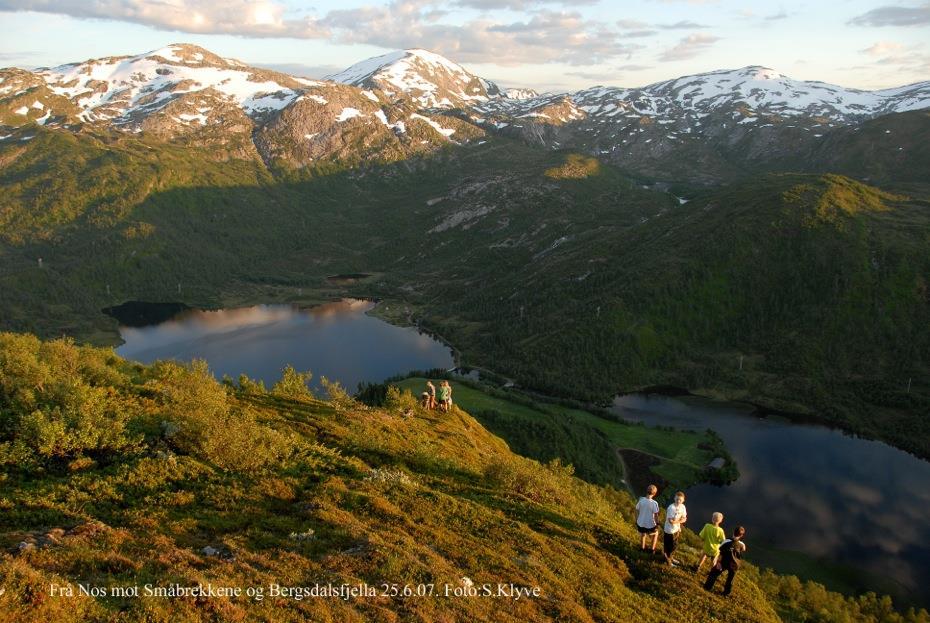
[3,45,929,182]
[0,128,927,461]
[1,333,924,623]
[327,48,503,108]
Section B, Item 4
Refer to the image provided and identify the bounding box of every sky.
[0,0,928,92]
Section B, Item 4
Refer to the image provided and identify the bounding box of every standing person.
[704,526,747,596]
[634,485,661,553]
[663,491,688,567]
[426,381,437,410]
[438,381,451,413]
[696,512,726,574]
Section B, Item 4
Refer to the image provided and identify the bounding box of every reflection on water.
[613,394,930,605]
[116,299,454,391]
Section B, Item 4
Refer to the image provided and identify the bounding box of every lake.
[114,299,454,391]
[115,301,928,607]
[613,394,930,607]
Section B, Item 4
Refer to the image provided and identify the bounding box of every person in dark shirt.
[704,526,746,596]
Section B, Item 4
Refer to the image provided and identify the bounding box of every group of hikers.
[420,380,454,412]
[635,485,747,597]
[414,381,746,596]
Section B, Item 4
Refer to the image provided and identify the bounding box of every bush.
[483,455,575,505]
[271,365,314,401]
[145,360,295,471]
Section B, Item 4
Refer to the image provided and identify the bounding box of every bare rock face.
[0,68,80,127]
[255,83,484,168]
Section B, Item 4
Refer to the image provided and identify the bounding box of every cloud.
[616,18,649,29]
[456,0,596,8]
[0,0,650,66]
[849,2,930,27]
[659,33,719,61]
[326,5,640,65]
[657,20,710,29]
[624,29,658,38]
[0,0,330,38]
[855,40,930,82]
[764,9,788,21]
[617,18,709,31]
[861,41,907,56]
[616,63,653,71]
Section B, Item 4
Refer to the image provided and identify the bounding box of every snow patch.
[336,107,363,122]
[410,113,455,137]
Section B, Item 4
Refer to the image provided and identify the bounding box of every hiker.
[426,380,437,409]
[696,512,726,574]
[438,380,452,412]
[663,491,688,567]
[634,484,661,553]
[704,526,747,596]
[420,391,431,409]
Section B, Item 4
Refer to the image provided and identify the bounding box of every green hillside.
[1,334,926,623]
[392,376,734,495]
[0,127,928,459]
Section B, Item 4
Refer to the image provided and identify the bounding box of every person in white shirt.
[634,484,661,553]
[663,491,688,567]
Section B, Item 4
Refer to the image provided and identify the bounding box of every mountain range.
[2,43,928,181]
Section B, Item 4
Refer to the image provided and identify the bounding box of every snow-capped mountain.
[1,45,928,179]
[0,44,482,163]
[326,48,503,108]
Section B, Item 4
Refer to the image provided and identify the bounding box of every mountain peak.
[327,49,502,108]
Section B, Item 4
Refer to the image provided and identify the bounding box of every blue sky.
[1,0,928,91]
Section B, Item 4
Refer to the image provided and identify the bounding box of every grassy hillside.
[393,376,733,496]
[1,334,927,623]
[0,127,928,460]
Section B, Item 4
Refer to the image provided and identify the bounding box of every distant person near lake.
[426,380,437,410]
[635,485,661,553]
[663,491,688,567]
[696,512,726,574]
[704,526,747,597]
[438,380,453,412]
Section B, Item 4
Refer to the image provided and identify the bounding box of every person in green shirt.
[696,512,726,574]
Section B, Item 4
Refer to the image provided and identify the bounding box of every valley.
[1,40,929,621]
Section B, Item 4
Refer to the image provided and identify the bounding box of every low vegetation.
[391,375,734,497]
[0,129,927,461]
[1,334,927,622]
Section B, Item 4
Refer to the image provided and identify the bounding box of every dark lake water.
[613,394,930,607]
[115,299,454,391]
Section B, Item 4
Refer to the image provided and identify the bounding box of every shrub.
[271,365,314,401]
[383,385,419,412]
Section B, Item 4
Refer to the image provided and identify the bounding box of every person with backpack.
[704,526,747,596]
[662,491,688,567]
[634,484,661,553]
[696,512,726,574]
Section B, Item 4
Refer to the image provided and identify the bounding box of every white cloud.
[325,4,640,65]
[1,0,642,66]
[849,3,930,27]
[857,41,930,80]
[0,0,330,38]
[861,41,907,56]
[659,33,720,61]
